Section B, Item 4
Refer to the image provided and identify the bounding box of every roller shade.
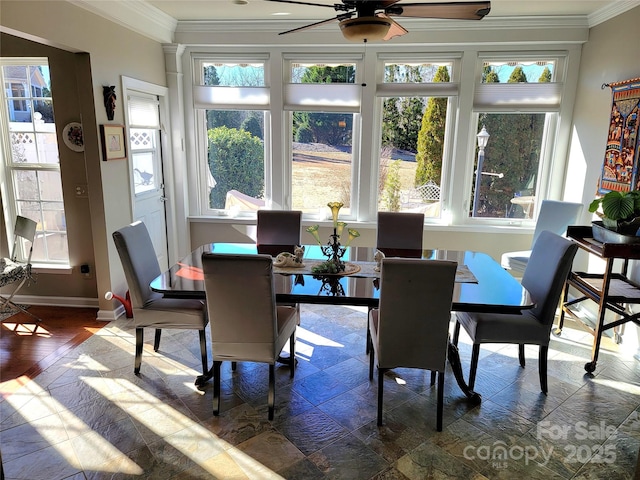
[193,85,270,110]
[128,95,159,128]
[284,83,361,113]
[474,83,563,111]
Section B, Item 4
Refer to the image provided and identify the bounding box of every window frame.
[0,57,69,266]
[462,51,570,225]
[185,46,579,230]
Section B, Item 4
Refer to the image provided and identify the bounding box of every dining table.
[150,243,534,404]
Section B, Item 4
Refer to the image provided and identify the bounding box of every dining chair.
[368,257,457,431]
[257,209,303,326]
[367,211,426,353]
[501,200,582,276]
[202,252,298,420]
[376,211,425,256]
[454,230,578,393]
[1,215,38,321]
[113,221,209,376]
[256,209,302,254]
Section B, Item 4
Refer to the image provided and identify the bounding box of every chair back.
[376,258,456,371]
[376,211,424,254]
[112,221,162,309]
[202,253,279,363]
[257,210,302,247]
[532,200,583,247]
[11,216,37,263]
[522,230,578,326]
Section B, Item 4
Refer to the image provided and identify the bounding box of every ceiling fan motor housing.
[339,16,392,41]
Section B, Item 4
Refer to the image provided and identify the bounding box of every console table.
[557,225,640,373]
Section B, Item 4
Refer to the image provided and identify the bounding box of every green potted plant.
[589,189,640,235]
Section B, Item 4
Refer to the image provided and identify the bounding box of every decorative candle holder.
[306,202,360,275]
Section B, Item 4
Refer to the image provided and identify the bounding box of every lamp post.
[472,125,490,217]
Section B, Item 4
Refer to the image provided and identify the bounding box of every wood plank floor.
[0,306,102,397]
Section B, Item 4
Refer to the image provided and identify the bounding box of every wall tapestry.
[598,77,640,194]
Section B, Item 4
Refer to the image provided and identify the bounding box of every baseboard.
[10,294,99,308]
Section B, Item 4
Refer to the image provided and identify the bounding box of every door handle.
[159,196,168,202]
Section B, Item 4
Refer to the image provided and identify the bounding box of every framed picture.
[100,124,127,161]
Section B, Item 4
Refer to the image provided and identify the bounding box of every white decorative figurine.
[273,245,305,268]
[374,249,385,272]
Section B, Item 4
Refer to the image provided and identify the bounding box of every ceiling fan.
[264,0,491,42]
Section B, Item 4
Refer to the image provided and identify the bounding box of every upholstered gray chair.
[368,257,457,431]
[455,230,578,393]
[202,252,298,420]
[1,215,37,319]
[376,211,425,256]
[501,200,582,275]
[113,221,208,376]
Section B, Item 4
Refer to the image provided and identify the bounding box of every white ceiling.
[145,0,619,22]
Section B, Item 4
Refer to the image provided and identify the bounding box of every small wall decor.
[62,122,84,152]
[100,124,127,161]
[598,77,640,194]
[103,85,117,121]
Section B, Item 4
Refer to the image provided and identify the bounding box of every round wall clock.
[63,122,84,152]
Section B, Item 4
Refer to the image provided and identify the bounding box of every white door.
[126,92,169,270]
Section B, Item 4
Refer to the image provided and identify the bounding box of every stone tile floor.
[1,304,639,479]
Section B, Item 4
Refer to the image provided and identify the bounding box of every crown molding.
[175,15,590,35]
[68,0,176,43]
[588,0,640,27]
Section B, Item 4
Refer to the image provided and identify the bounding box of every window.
[187,48,575,228]
[0,58,68,264]
[470,57,562,219]
[287,59,360,217]
[193,57,268,214]
[377,60,455,218]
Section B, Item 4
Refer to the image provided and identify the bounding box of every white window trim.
[183,45,580,230]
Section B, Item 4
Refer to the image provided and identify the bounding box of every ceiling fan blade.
[386,1,491,20]
[377,13,408,40]
[278,16,342,35]
[265,0,347,11]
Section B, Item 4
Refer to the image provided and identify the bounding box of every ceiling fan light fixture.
[339,16,391,42]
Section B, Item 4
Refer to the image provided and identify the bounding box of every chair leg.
[436,370,445,432]
[232,362,237,371]
[539,346,549,394]
[377,368,386,426]
[368,336,375,381]
[153,329,161,352]
[452,320,461,346]
[430,371,436,386]
[518,344,526,368]
[198,329,208,376]
[212,361,222,416]
[469,344,480,390]
[134,328,144,374]
[268,364,275,421]
[366,306,373,354]
[289,332,296,378]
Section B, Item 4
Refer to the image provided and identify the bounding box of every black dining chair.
[454,230,578,393]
